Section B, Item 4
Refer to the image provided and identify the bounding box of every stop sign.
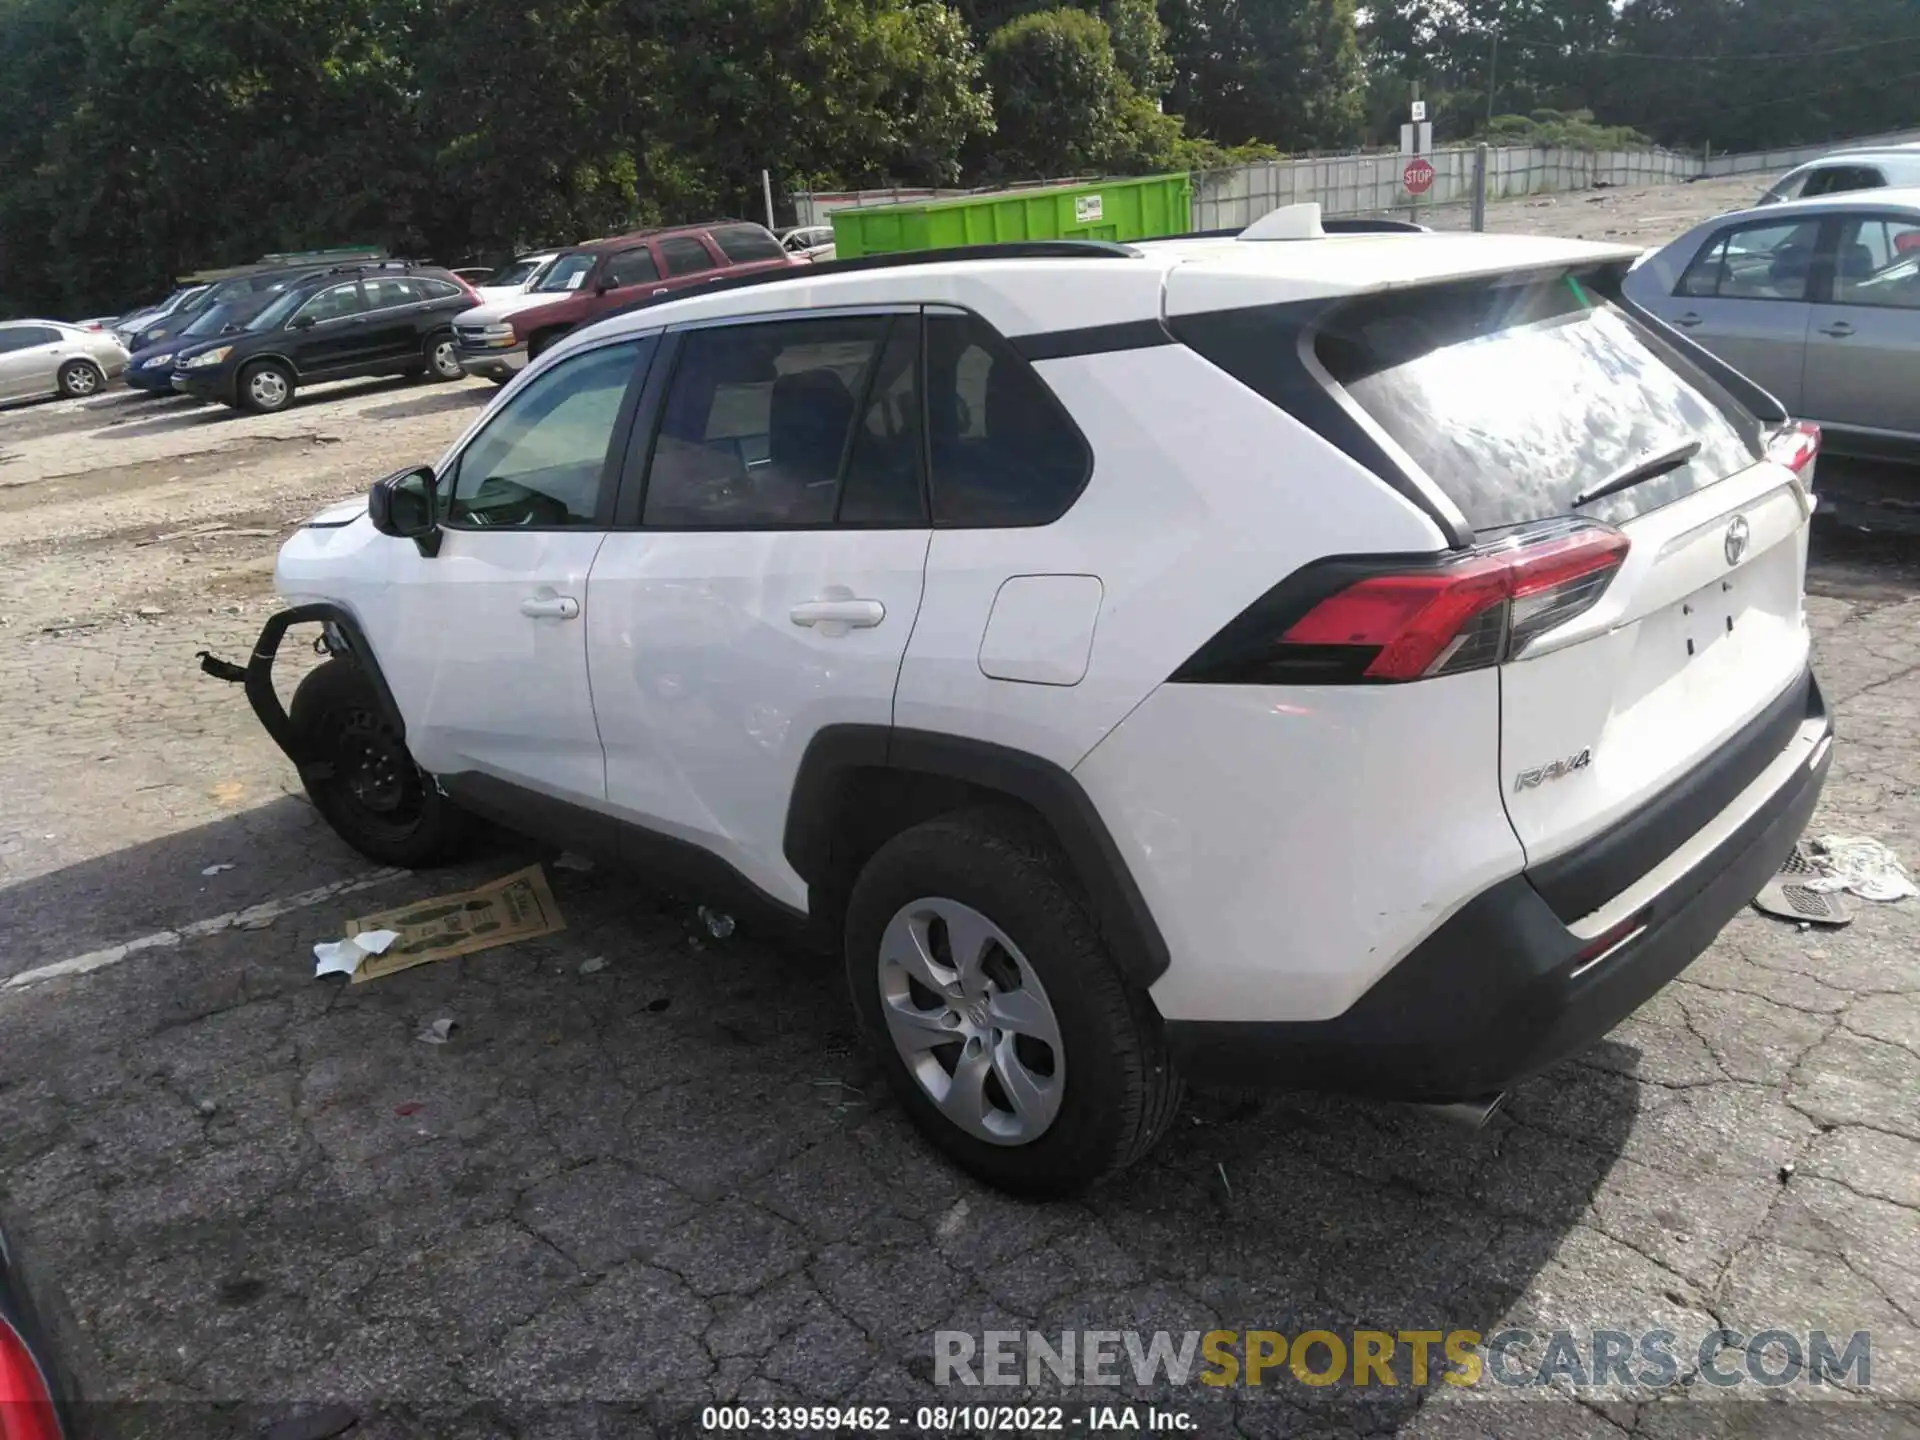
[1403,157,1436,195]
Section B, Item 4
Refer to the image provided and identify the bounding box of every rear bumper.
[1165,673,1832,1102]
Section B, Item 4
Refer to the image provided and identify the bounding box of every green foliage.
[1480,108,1651,149]
[1161,0,1367,150]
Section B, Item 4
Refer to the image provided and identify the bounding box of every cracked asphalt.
[2,233,1920,1439]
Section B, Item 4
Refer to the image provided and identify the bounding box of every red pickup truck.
[453,220,798,381]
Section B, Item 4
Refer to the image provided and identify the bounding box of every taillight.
[0,1319,60,1440]
[1173,523,1630,686]
[1766,421,1820,480]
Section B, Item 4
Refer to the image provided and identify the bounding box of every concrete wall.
[1700,128,1920,177]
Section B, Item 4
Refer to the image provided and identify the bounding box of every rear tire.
[289,659,468,868]
[844,808,1183,1197]
[57,359,103,397]
[237,359,294,414]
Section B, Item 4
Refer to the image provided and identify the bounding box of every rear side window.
[1678,220,1819,300]
[415,277,462,300]
[1313,270,1762,532]
[712,225,787,264]
[659,236,716,276]
[1803,165,1886,197]
[924,311,1090,527]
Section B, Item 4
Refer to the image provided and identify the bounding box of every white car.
[221,211,1833,1195]
[779,225,836,262]
[0,321,129,402]
[1756,145,1920,206]
[471,252,563,305]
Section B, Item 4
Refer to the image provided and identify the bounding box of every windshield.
[533,253,596,293]
[485,258,543,288]
[248,288,308,331]
[183,300,257,338]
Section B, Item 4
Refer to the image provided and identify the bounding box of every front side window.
[1676,220,1819,301]
[642,316,894,527]
[1832,216,1920,309]
[604,248,660,288]
[293,283,368,325]
[924,310,1091,528]
[658,236,716,277]
[445,341,645,528]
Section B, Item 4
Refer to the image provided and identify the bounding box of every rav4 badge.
[1514,747,1593,793]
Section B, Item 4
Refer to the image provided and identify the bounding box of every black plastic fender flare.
[227,602,405,780]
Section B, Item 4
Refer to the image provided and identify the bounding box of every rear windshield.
[1315,268,1762,531]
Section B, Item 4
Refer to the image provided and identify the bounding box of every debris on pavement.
[1752,847,1854,927]
[312,927,400,979]
[201,862,235,876]
[553,850,596,872]
[343,863,565,983]
[578,955,607,975]
[416,1017,456,1045]
[1779,1161,1796,1184]
[393,1102,423,1117]
[697,905,736,940]
[262,1403,359,1440]
[1806,835,1918,902]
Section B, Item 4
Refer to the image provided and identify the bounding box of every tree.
[1162,0,1366,150]
[979,8,1127,176]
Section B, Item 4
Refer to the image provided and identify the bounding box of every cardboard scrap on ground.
[344,864,565,984]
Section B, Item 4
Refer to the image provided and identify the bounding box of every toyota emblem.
[1724,514,1750,566]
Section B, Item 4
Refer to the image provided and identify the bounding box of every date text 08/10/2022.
[698,1404,1194,1432]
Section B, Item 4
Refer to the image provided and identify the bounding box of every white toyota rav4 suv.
[216,208,1833,1195]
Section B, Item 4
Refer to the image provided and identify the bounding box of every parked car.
[470,252,563,306]
[122,263,356,353]
[0,1214,73,1438]
[112,284,209,347]
[216,219,1830,1196]
[452,221,795,383]
[169,262,479,413]
[124,294,277,394]
[1624,188,1920,459]
[779,225,836,261]
[1756,145,1920,206]
[0,320,129,402]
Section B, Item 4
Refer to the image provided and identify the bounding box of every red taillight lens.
[1280,525,1630,681]
[1766,420,1820,478]
[0,1319,60,1440]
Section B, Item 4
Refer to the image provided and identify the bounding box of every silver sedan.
[0,321,130,403]
[1624,189,1920,459]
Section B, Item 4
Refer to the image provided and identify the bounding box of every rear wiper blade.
[1572,438,1702,509]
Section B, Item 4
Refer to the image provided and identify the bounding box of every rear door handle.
[1819,321,1855,338]
[1674,312,1704,328]
[790,598,885,629]
[520,595,580,619]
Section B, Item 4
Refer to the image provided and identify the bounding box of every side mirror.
[593,280,612,296]
[290,314,317,330]
[368,466,441,557]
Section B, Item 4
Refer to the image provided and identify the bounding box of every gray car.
[0,321,130,403]
[1624,189,1920,459]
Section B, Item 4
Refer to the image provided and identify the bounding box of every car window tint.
[1833,216,1920,309]
[605,248,660,288]
[295,283,368,323]
[362,278,414,311]
[5,326,58,349]
[924,310,1090,528]
[838,316,926,526]
[1676,220,1818,301]
[712,225,786,264]
[1805,165,1885,197]
[658,236,716,276]
[446,342,643,528]
[643,316,887,528]
[414,277,461,300]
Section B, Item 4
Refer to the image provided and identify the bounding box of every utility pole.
[762,169,777,232]
[1486,32,1499,127]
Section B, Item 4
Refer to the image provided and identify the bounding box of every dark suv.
[453,221,796,382]
[169,263,481,413]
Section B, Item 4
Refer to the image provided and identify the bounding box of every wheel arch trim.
[237,603,405,779]
[784,725,1171,987]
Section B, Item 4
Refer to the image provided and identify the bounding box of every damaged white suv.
[214,210,1833,1195]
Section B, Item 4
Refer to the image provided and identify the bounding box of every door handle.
[790,598,885,629]
[520,595,580,620]
[1674,312,1704,328]
[1819,321,1855,338]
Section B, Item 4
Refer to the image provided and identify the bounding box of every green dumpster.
[829,174,1192,259]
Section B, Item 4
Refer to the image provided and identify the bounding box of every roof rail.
[1180,216,1429,240]
[599,239,1139,322]
[320,259,418,278]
